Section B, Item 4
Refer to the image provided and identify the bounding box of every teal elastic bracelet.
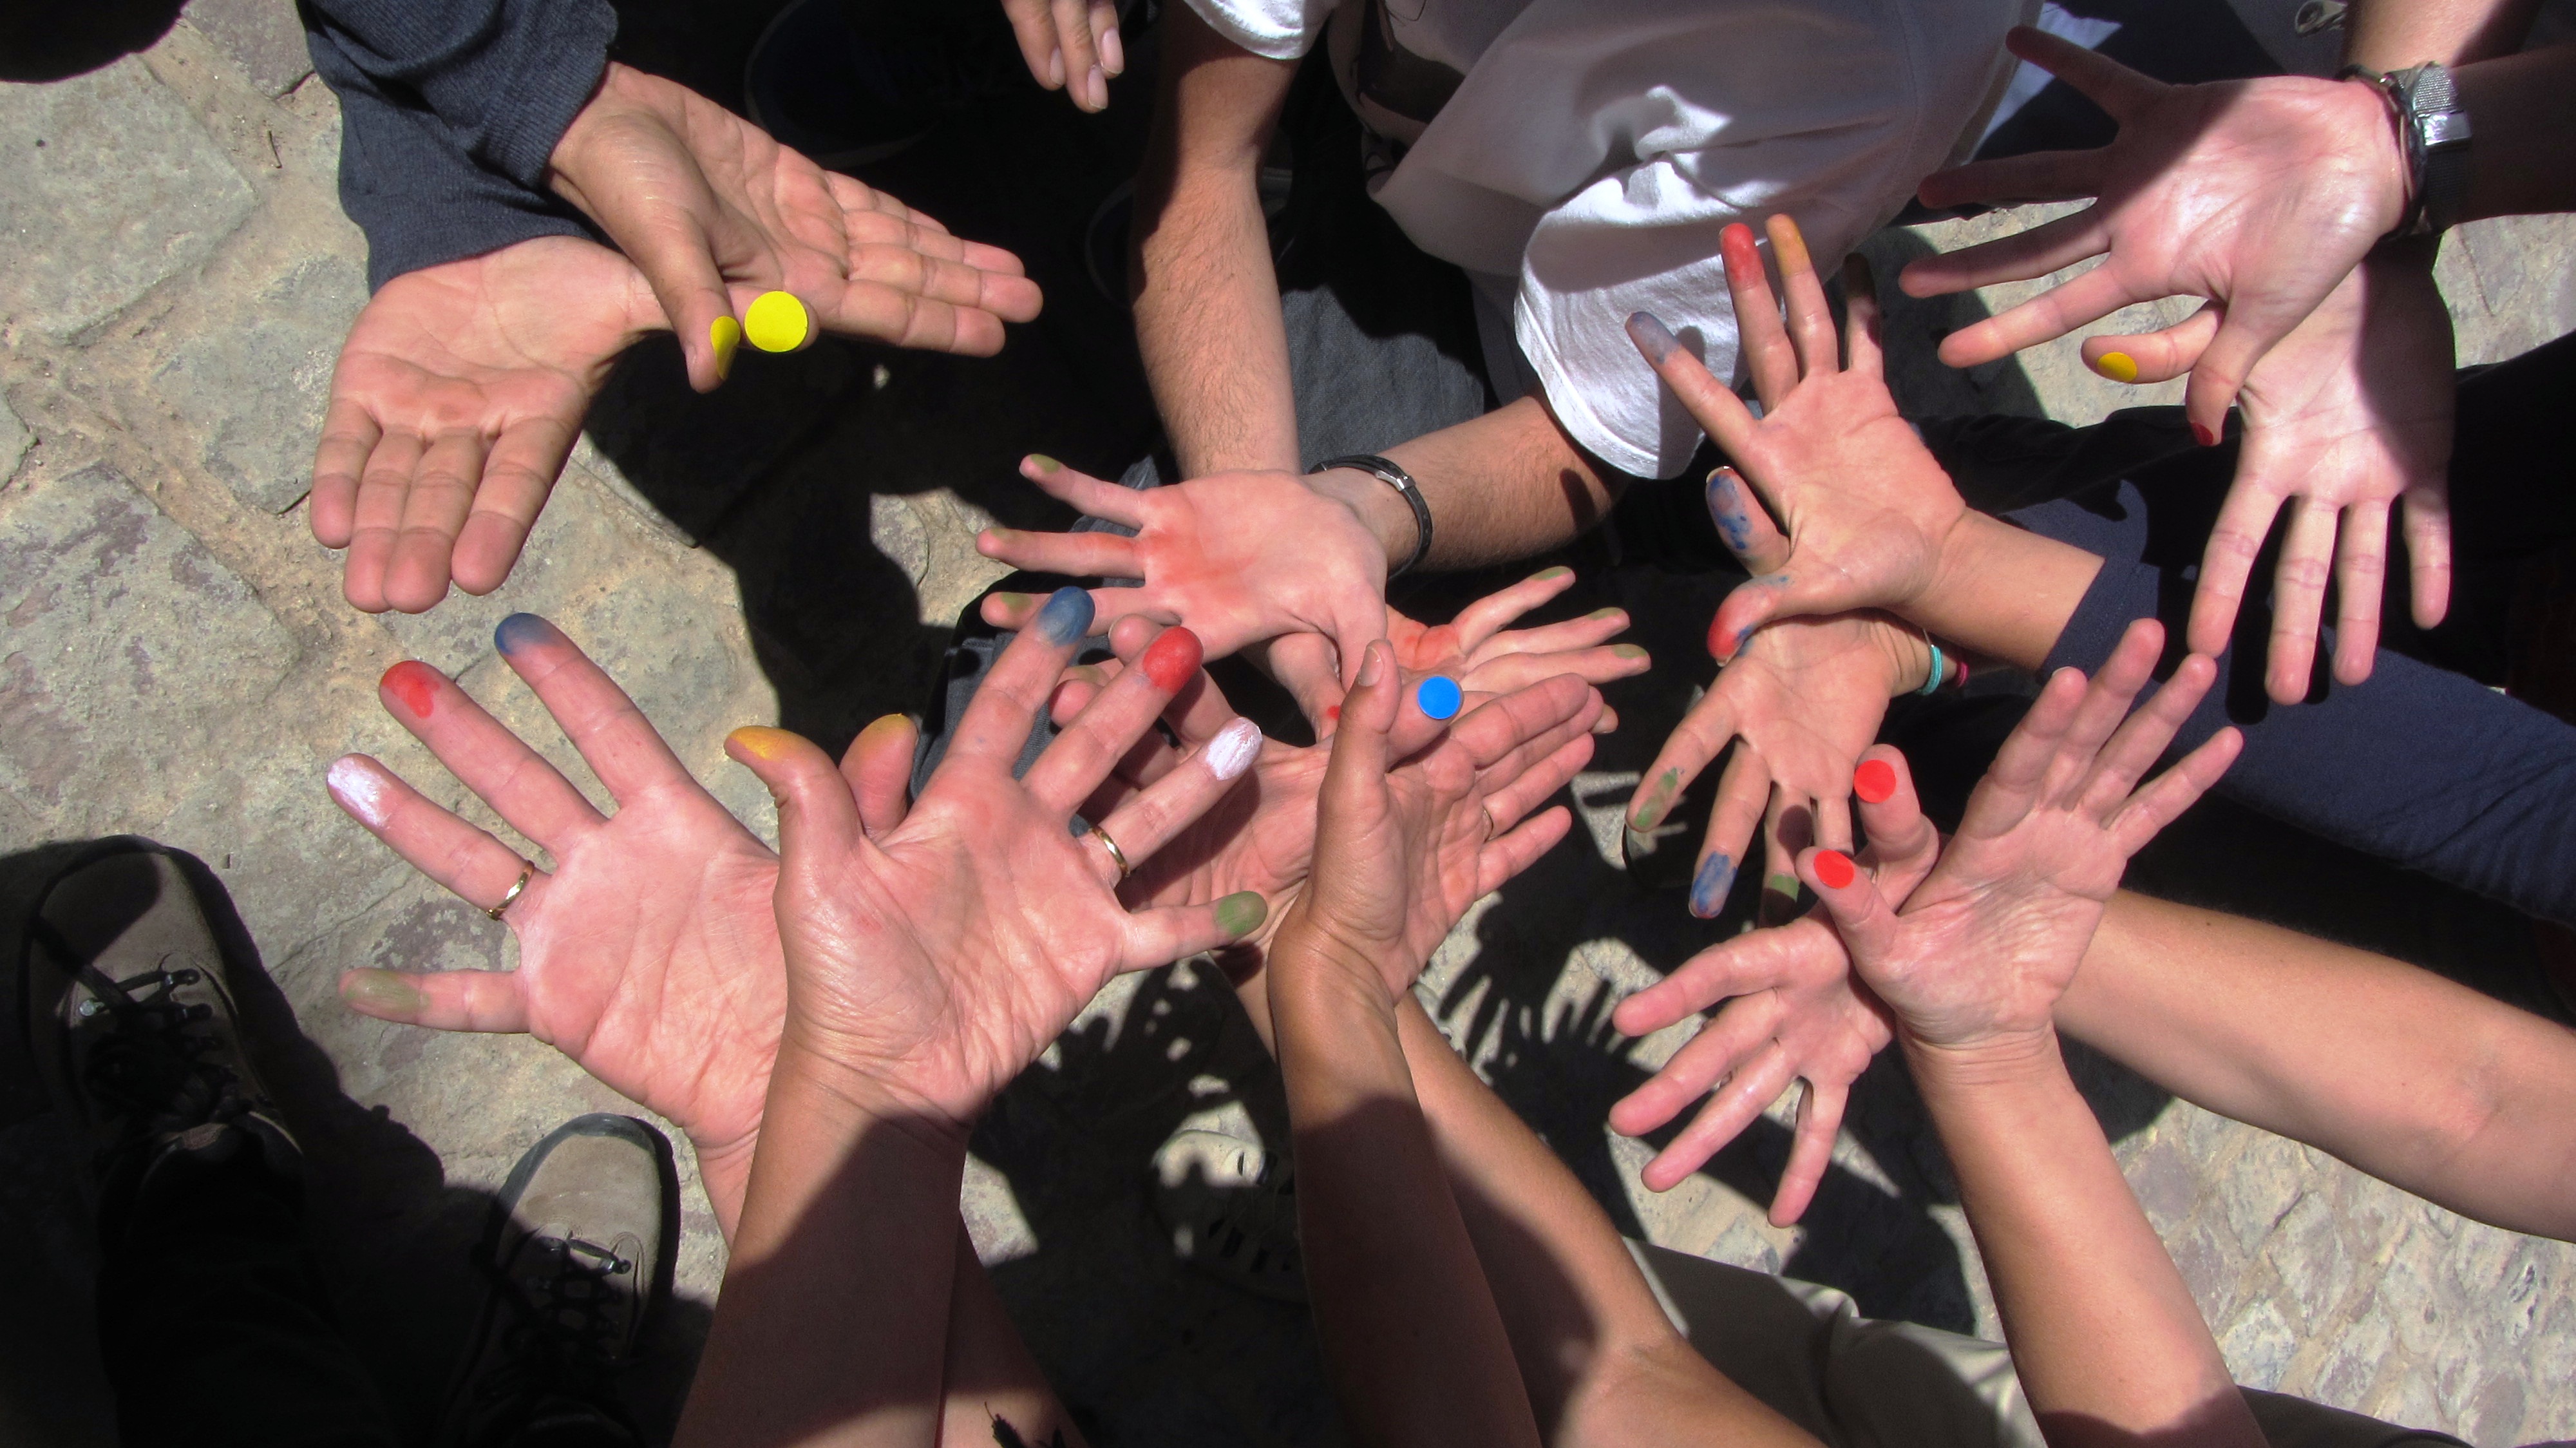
[1916,640,1947,696]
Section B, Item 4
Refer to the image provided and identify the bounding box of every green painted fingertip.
[1215,890,1267,938]
[1530,565,1573,582]
[340,969,425,1015]
[1612,643,1649,660]
[1027,453,1062,472]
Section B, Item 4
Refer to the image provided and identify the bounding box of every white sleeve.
[1178,0,1335,60]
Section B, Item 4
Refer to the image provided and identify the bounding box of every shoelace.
[470,1231,638,1414]
[37,919,252,1143]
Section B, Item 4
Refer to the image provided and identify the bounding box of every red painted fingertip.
[1705,613,1738,662]
[2192,421,2219,448]
[1323,704,1341,723]
[1139,625,1204,692]
[1813,849,1855,890]
[1853,758,1897,804]
[381,661,442,719]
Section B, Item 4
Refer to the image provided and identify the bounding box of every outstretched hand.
[1000,0,1126,111]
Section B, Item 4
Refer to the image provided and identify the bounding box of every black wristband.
[1311,453,1434,578]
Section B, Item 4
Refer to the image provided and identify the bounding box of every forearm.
[1906,1033,2264,1448]
[2343,0,2541,68]
[2457,46,2576,220]
[1129,7,1299,477]
[676,1048,966,1448]
[1902,512,2104,672]
[2061,891,2576,1240]
[1396,1000,1818,1448]
[1310,396,1628,573]
[1272,947,1542,1448]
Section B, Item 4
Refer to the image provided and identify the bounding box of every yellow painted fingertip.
[727,725,801,761]
[708,315,741,380]
[2092,350,2141,385]
[744,291,812,353]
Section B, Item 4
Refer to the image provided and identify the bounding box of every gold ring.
[1088,824,1133,883]
[486,860,535,921]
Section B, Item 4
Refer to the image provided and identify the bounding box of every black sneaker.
[433,1114,677,1448]
[24,841,301,1218]
[744,0,1039,167]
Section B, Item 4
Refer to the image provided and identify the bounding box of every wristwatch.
[2341,61,2472,237]
[1311,453,1434,577]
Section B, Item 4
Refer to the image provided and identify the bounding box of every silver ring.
[1088,824,1133,883]
[486,860,535,921]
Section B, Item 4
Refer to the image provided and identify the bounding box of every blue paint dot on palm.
[1416,676,1463,721]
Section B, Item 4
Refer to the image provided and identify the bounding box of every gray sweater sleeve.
[301,0,620,289]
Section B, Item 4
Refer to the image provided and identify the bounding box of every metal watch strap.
[2342,61,2471,237]
[1311,453,1433,577]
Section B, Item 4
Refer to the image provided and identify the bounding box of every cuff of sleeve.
[1511,305,1683,481]
[1175,0,1318,61]
[479,0,618,187]
[2037,546,2154,679]
[359,206,594,292]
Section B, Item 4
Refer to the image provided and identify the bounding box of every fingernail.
[493,612,555,657]
[1530,565,1572,582]
[728,726,800,761]
[1101,25,1125,74]
[744,291,811,352]
[1813,850,1855,889]
[1416,675,1463,721]
[1613,643,1649,661]
[1356,645,1385,689]
[1204,717,1261,781]
[1625,311,1681,364]
[1026,453,1061,473]
[1048,48,1066,86]
[1853,757,1897,804]
[1088,64,1108,109]
[340,969,424,1015]
[1140,626,1203,691]
[1215,890,1267,938]
[327,756,391,828]
[1631,767,1681,831]
[380,661,442,718]
[709,316,741,380]
[1688,853,1736,919]
[1034,586,1095,646]
[2192,421,2219,448]
[2091,350,2139,384]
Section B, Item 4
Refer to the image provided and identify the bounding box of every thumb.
[2182,303,2300,447]
[1325,642,1401,791]
[1850,747,1940,902]
[620,211,746,393]
[1705,571,1839,661]
[1801,846,1904,971]
[728,726,867,873]
[2081,302,2219,386]
[839,714,919,839]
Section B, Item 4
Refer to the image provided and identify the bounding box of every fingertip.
[1626,310,1681,365]
[339,967,426,1020]
[1032,586,1095,646]
[725,725,805,767]
[1852,757,1897,805]
[492,612,561,660]
[379,660,444,719]
[1810,848,1856,891]
[1139,625,1204,692]
[708,315,741,384]
[2090,349,2141,385]
[1214,890,1267,939]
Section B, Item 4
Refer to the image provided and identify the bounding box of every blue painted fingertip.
[1032,586,1095,646]
[494,613,555,656]
[1688,852,1736,919]
[1626,311,1681,365]
[1416,675,1463,721]
[1705,470,1757,555]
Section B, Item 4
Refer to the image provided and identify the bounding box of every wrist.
[1305,466,1420,573]
[545,61,644,209]
[1900,1025,2065,1092]
[2339,71,2420,236]
[770,1030,979,1158]
[1870,613,1937,696]
[1269,916,1408,1020]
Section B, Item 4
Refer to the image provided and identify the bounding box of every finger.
[617,206,742,392]
[2265,497,2339,704]
[2045,616,2165,803]
[1327,642,1403,792]
[1092,0,1124,75]
[842,713,918,838]
[1850,747,1940,898]
[451,415,576,596]
[1935,257,2137,370]
[1769,1078,1847,1226]
[1024,624,1202,814]
[2076,653,2219,819]
[1627,306,1763,460]
[1444,672,1595,772]
[2403,486,2454,631]
[1898,207,2103,307]
[1475,802,1577,896]
[1910,149,2103,216]
[310,397,379,549]
[1701,747,1772,920]
[1117,893,1270,973]
[1765,214,1839,378]
[383,429,487,613]
[998,0,1064,88]
[375,660,605,848]
[1627,690,1738,834]
[1051,0,1105,110]
[976,526,1142,581]
[1256,632,1351,736]
[325,752,557,918]
[491,614,694,806]
[1801,846,1899,967]
[1716,222,1797,405]
[1705,466,1788,573]
[2003,25,2166,121]
[1455,642,1649,698]
[343,430,423,613]
[337,966,528,1033]
[2107,725,2244,856]
[947,586,1096,768]
[1449,566,1580,652]
[1091,717,1264,886]
[2081,303,2219,386]
[1643,1039,1799,1193]
[1759,791,1811,927]
[1610,987,1785,1139]
[2188,476,2287,658]
[1477,729,1598,842]
[1612,925,1821,1038]
[1705,573,1850,662]
[727,726,868,872]
[1957,662,2093,843]
[2330,501,2389,687]
[1841,255,1886,381]
[1467,602,1629,661]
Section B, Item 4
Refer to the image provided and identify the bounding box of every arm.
[2342,0,2542,68]
[1309,395,1629,573]
[2060,891,2576,1241]
[2456,44,2576,220]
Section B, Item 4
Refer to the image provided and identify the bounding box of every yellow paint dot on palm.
[2093,350,2141,384]
[744,291,812,353]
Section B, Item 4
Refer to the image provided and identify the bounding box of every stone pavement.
[2,2,2573,1444]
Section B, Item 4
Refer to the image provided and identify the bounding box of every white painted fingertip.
[328,756,392,828]
[1204,717,1261,782]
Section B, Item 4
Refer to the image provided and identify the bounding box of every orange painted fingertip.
[2090,350,2140,384]
[1763,213,1812,274]
[380,660,444,718]
[1813,849,1855,890]
[726,726,801,761]
[1853,758,1897,804]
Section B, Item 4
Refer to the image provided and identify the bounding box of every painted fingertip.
[1416,675,1463,721]
[1530,564,1573,583]
[2090,350,2139,384]
[744,291,812,352]
[854,712,913,751]
[1812,849,1855,890]
[1631,767,1681,832]
[727,725,801,761]
[1765,213,1813,274]
[1706,468,1758,555]
[1758,872,1802,926]
[1625,311,1681,365]
[1032,586,1095,646]
[1139,625,1204,691]
[1025,453,1061,473]
[1587,606,1625,622]
[339,968,425,1015]
[1204,717,1261,782]
[380,660,443,718]
[1214,890,1267,938]
[1688,852,1736,919]
[1613,643,1649,662]
[493,612,556,657]
[1706,613,1737,662]
[1853,757,1897,804]
[709,315,741,381]
[2192,421,2219,448]
[326,756,392,828]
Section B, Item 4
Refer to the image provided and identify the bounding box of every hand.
[725,591,1265,1128]
[1804,620,2241,1054]
[2079,258,2455,700]
[1629,216,1969,657]
[312,237,661,614]
[1272,642,1596,1007]
[1900,28,2409,441]
[1607,751,1940,1219]
[548,61,1043,390]
[978,457,1392,684]
[1000,0,1125,111]
[1294,567,1647,736]
[1626,609,1928,926]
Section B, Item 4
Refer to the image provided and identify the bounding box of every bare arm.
[2342,0,2542,69]
[2061,890,2576,1241]
[1129,4,1300,477]
[1309,395,1630,573]
[2457,45,2576,220]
